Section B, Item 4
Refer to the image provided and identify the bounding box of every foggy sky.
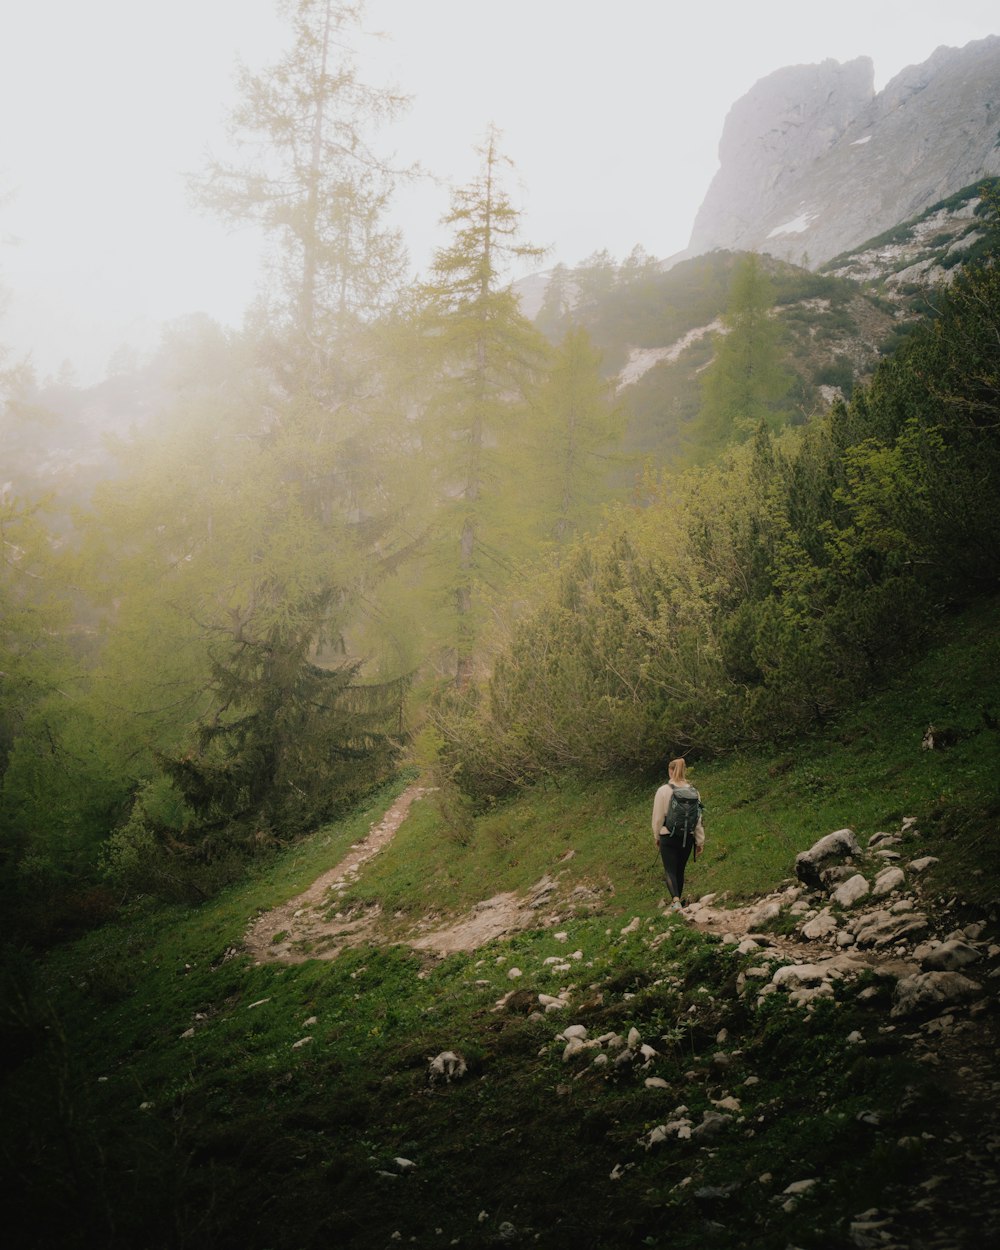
[1,0,997,384]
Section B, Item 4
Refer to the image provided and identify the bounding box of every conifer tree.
[528,326,622,551]
[697,253,792,450]
[193,0,407,348]
[415,127,549,686]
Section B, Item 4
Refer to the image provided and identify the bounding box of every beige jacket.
[651,782,705,850]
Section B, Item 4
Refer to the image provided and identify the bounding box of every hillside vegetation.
[2,599,998,1249]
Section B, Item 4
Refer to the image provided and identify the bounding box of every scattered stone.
[302,1015,318,1027]
[291,1036,313,1049]
[914,939,981,971]
[694,1182,741,1200]
[802,908,839,940]
[620,917,641,936]
[691,1110,734,1141]
[747,899,782,927]
[852,910,929,948]
[831,874,870,907]
[180,1027,195,1040]
[783,1178,819,1196]
[892,971,983,1017]
[562,1024,589,1041]
[507,967,523,979]
[872,866,905,897]
[795,829,861,889]
[868,832,901,849]
[645,1077,670,1089]
[821,864,859,886]
[393,1157,417,1172]
[428,1051,468,1083]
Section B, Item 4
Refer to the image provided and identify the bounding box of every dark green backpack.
[664,785,702,842]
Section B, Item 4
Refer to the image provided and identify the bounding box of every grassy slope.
[3,600,998,1250]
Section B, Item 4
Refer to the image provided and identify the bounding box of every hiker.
[652,757,705,913]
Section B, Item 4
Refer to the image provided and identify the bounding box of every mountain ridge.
[684,34,1000,268]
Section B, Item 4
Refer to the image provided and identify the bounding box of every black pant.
[658,831,693,900]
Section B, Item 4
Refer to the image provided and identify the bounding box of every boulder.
[872,866,905,897]
[428,1051,468,1083]
[891,971,982,1017]
[801,909,839,940]
[690,1110,734,1141]
[795,829,861,889]
[907,856,939,873]
[831,874,870,907]
[914,939,981,972]
[851,910,928,948]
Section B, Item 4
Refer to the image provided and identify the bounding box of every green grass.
[2,602,998,1248]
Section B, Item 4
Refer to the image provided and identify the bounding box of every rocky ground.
[244,798,998,1247]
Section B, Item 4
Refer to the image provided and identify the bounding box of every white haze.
[0,0,997,384]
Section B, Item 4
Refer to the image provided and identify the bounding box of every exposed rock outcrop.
[686,36,1000,269]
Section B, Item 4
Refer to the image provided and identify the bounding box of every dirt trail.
[244,784,429,963]
[244,790,604,964]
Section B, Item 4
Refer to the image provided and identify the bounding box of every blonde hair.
[668,757,688,784]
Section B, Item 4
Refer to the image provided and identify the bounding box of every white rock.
[247,998,271,1009]
[620,917,641,936]
[554,931,568,942]
[831,874,870,907]
[908,856,939,873]
[562,1024,589,1040]
[507,967,523,980]
[291,1036,313,1049]
[645,1077,670,1089]
[180,1028,196,1040]
[872,867,905,897]
[891,971,983,1017]
[627,1027,642,1048]
[847,1030,864,1044]
[562,1037,594,1061]
[714,1096,741,1112]
[302,1016,318,1027]
[394,1157,417,1171]
[919,940,981,971]
[428,1051,467,1082]
[784,1178,819,1195]
[802,909,838,940]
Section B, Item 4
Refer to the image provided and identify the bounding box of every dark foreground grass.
[2,600,998,1249]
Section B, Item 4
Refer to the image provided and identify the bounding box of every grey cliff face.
[686,36,1000,268]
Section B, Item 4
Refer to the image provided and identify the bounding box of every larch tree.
[90,3,419,868]
[193,0,407,350]
[415,127,549,687]
[527,325,622,552]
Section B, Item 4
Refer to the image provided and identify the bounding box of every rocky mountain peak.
[686,35,1000,269]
